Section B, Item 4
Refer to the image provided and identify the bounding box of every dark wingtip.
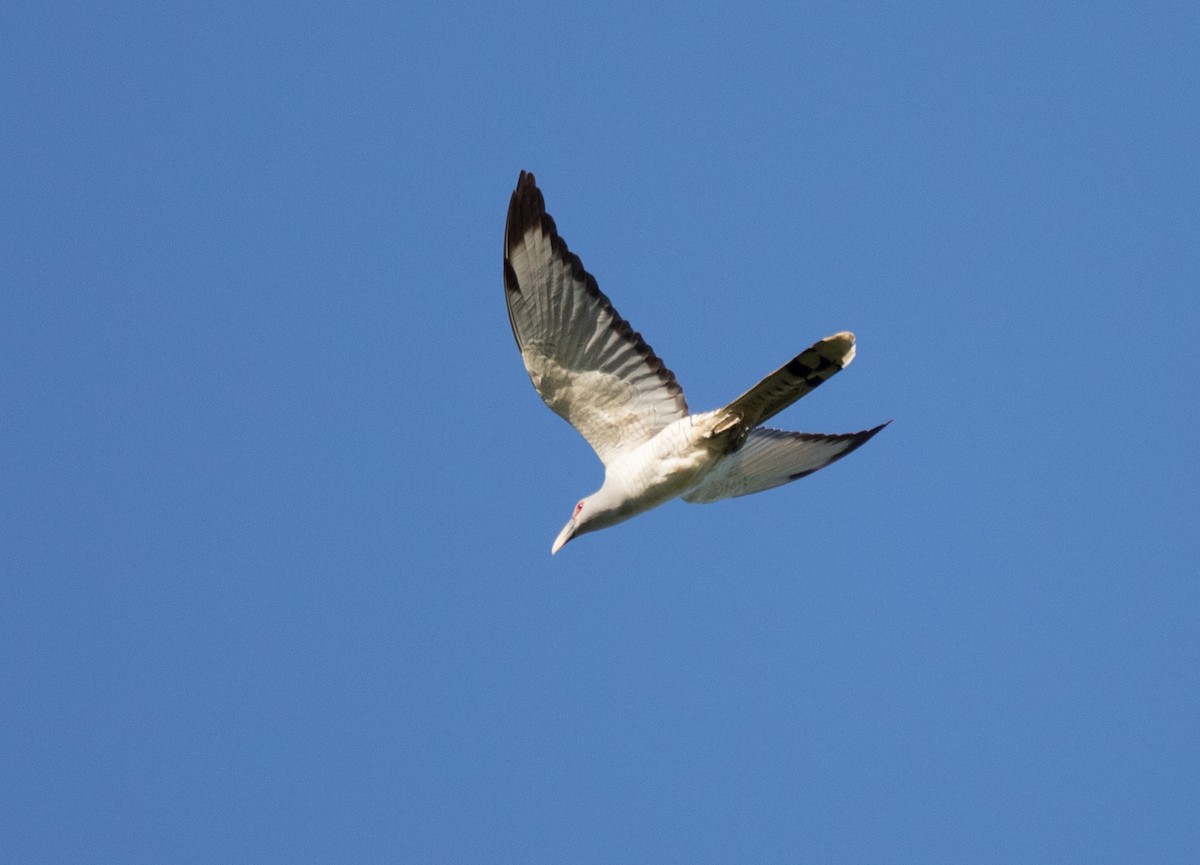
[849,420,891,450]
[786,420,891,481]
[506,170,545,255]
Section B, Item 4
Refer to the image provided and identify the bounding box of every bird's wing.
[504,171,688,465]
[682,423,889,503]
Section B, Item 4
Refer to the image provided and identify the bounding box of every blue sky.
[2,1,1198,862]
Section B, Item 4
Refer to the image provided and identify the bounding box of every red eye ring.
[575,501,584,515]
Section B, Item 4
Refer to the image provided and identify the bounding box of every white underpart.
[602,412,726,516]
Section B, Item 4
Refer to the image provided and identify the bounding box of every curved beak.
[551,518,576,555]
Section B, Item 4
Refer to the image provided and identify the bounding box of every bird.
[503,170,888,554]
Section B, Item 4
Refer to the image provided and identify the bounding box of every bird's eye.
[575,501,584,515]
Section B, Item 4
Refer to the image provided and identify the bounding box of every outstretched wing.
[504,171,688,465]
[682,423,889,503]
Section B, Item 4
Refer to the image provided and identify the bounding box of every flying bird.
[504,171,888,554]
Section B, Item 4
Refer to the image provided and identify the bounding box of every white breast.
[604,412,727,512]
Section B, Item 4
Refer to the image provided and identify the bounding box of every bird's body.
[591,411,732,523]
[503,171,887,553]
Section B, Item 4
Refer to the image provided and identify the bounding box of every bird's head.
[551,497,590,555]
[551,486,637,554]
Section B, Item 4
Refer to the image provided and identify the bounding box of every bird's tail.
[712,332,857,437]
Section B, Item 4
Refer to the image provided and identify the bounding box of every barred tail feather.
[719,332,856,432]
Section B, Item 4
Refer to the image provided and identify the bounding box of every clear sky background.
[3,2,1198,863]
